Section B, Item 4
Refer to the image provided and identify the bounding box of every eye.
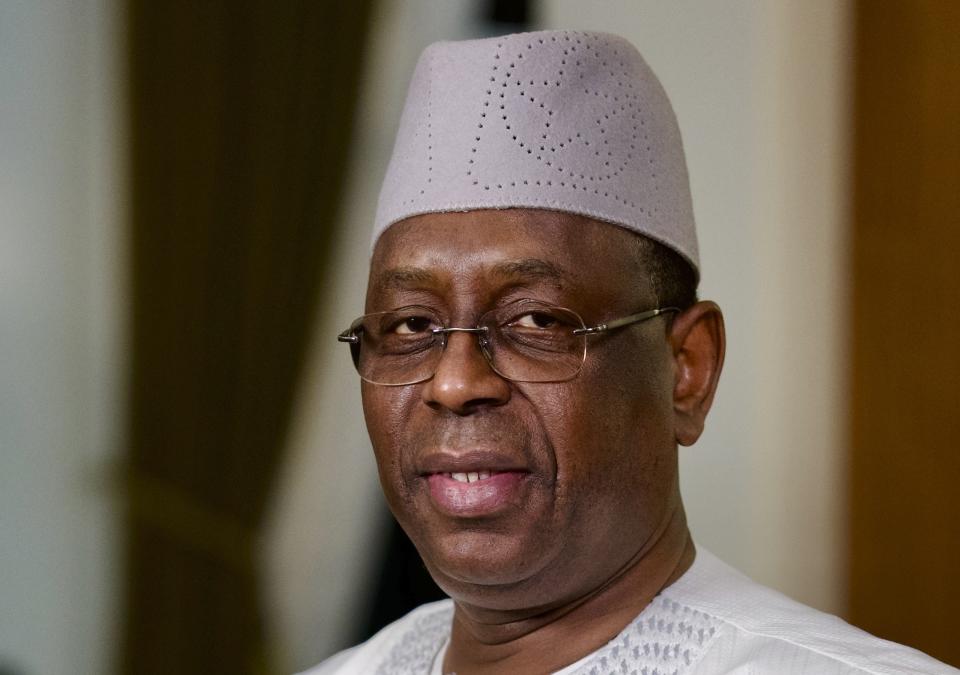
[511,311,560,329]
[393,315,436,335]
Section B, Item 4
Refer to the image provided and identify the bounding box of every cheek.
[552,341,676,502]
[361,384,419,493]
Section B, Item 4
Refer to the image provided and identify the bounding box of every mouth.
[417,451,531,517]
[441,470,498,483]
[425,470,529,517]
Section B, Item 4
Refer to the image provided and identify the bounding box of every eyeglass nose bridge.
[431,325,489,346]
[431,325,495,363]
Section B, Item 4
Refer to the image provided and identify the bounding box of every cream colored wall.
[0,1,125,673]
[267,1,852,670]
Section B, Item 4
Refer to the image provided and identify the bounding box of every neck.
[442,502,695,675]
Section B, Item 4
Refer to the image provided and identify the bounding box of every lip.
[425,471,528,517]
[418,449,529,476]
[418,449,531,517]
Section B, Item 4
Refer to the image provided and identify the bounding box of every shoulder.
[670,549,958,675]
[296,599,454,675]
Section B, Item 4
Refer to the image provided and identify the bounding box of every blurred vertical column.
[121,2,375,674]
[849,0,960,666]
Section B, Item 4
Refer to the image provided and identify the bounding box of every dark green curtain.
[120,2,375,673]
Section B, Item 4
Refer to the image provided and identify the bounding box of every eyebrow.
[375,266,437,291]
[375,257,569,292]
[489,258,567,288]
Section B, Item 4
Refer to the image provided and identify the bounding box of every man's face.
[362,209,683,611]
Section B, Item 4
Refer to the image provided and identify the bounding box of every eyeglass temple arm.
[572,307,680,336]
[338,330,359,344]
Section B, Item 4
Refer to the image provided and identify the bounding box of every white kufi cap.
[374,30,699,274]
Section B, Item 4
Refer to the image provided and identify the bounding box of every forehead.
[368,209,651,303]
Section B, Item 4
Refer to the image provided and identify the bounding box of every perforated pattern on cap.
[375,30,699,273]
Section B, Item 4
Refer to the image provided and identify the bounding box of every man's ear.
[669,301,725,446]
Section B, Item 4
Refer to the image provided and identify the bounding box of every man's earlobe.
[669,301,725,446]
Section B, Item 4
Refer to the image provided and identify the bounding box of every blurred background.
[1,0,957,673]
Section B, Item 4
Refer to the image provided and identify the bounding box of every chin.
[416,529,560,604]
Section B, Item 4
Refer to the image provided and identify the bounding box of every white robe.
[301,548,957,674]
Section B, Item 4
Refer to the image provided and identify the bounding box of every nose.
[421,330,511,414]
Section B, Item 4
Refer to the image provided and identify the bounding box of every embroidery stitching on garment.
[372,595,721,674]
[569,596,720,675]
[375,603,454,675]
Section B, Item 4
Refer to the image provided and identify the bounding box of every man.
[305,30,955,674]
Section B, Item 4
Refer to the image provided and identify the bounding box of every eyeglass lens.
[349,301,588,385]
